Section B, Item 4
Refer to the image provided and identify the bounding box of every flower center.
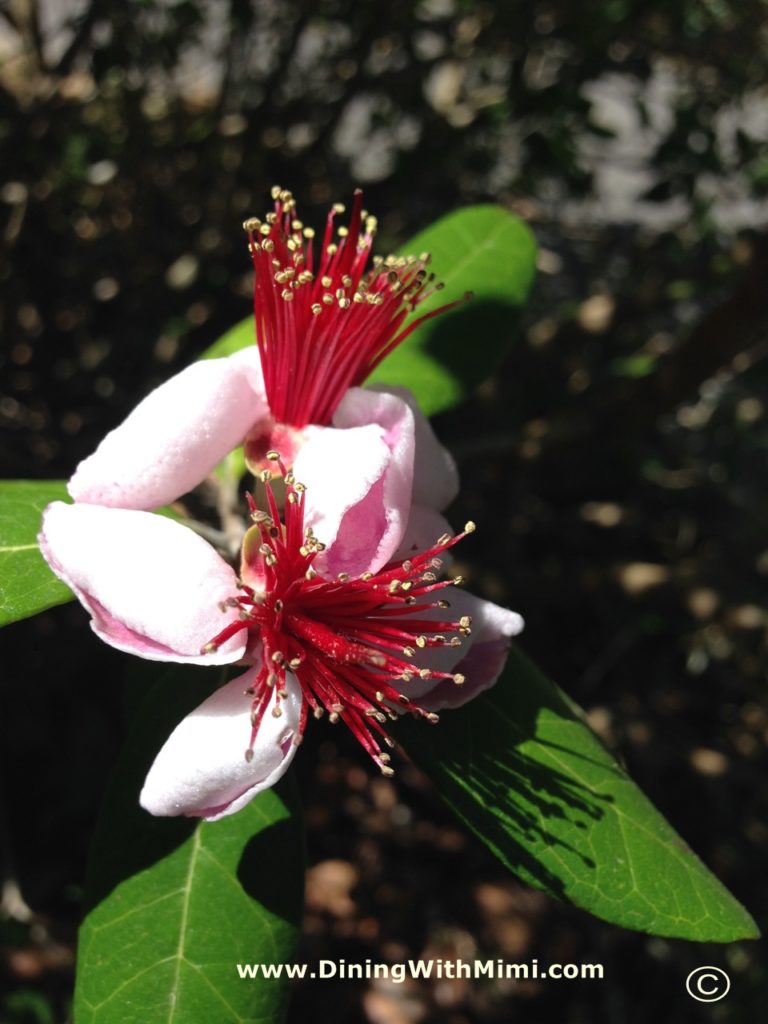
[243,186,466,429]
[203,453,474,775]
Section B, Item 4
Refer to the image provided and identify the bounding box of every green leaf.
[397,647,759,942]
[75,666,304,1024]
[368,205,537,414]
[201,205,537,415]
[0,480,74,627]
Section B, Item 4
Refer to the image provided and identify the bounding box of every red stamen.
[243,186,468,429]
[203,456,474,775]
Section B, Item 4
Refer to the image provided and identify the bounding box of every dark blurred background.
[1,1,767,1021]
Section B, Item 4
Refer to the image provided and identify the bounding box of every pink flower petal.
[39,502,246,663]
[368,385,459,511]
[396,590,523,708]
[69,350,267,510]
[293,389,416,577]
[394,503,453,561]
[140,669,302,820]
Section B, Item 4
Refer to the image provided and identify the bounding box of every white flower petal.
[39,502,246,663]
[140,670,303,820]
[69,350,267,510]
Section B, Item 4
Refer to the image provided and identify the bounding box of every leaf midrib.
[406,214,521,295]
[168,825,202,1023]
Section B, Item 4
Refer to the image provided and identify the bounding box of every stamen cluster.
[204,454,474,774]
[244,186,464,428]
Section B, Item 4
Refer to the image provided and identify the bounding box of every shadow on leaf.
[424,298,527,397]
[396,646,615,902]
[237,794,305,924]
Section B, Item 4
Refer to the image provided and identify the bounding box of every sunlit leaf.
[369,205,537,414]
[0,481,74,627]
[398,647,759,941]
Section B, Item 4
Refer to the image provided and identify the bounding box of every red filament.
[244,187,466,428]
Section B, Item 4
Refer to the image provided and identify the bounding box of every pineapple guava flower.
[39,458,522,821]
[67,187,461,568]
